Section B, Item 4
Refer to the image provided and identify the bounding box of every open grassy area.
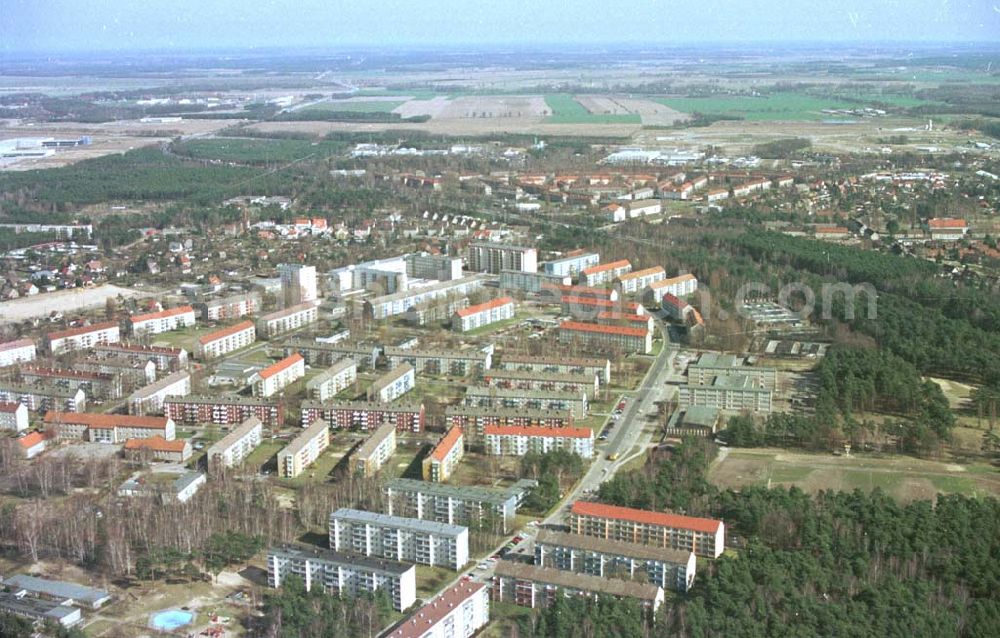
[302,100,406,113]
[655,92,859,121]
[244,441,283,472]
[544,94,641,124]
[415,565,458,598]
[173,137,346,163]
[709,448,1000,502]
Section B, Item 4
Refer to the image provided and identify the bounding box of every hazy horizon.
[3,0,998,54]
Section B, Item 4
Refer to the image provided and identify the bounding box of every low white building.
[129,306,196,336]
[196,320,256,360]
[0,339,36,368]
[252,353,305,398]
[453,296,515,332]
[0,402,29,433]
[128,371,191,416]
[173,471,206,503]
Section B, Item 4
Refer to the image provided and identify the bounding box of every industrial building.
[329,508,469,570]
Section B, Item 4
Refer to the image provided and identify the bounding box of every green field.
[544,94,642,124]
[301,100,406,113]
[655,93,859,121]
[174,138,346,163]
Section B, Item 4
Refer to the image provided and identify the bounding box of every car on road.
[607,452,620,461]
[477,562,489,570]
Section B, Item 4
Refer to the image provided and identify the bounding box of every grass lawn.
[302,100,406,113]
[480,601,534,637]
[462,313,529,337]
[655,92,859,121]
[151,326,217,352]
[173,138,346,163]
[544,94,641,124]
[244,441,283,471]
[283,447,348,487]
[415,565,457,599]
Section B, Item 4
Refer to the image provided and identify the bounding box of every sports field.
[709,447,1000,502]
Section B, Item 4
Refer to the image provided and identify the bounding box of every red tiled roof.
[484,425,592,439]
[130,305,194,324]
[0,402,23,413]
[560,321,648,338]
[44,411,170,430]
[18,431,48,449]
[0,338,34,353]
[571,501,722,534]
[198,320,255,345]
[661,294,690,310]
[597,311,650,324]
[387,583,486,638]
[581,259,631,276]
[258,353,303,380]
[928,218,968,229]
[123,435,188,453]
[455,296,514,318]
[548,284,615,298]
[616,266,665,282]
[649,274,696,289]
[430,426,463,462]
[815,226,849,234]
[48,321,119,342]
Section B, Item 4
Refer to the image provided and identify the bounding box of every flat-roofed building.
[0,338,36,368]
[453,296,515,332]
[465,385,589,419]
[384,346,491,377]
[687,353,777,391]
[387,582,489,638]
[384,478,536,534]
[196,292,261,321]
[492,561,664,612]
[164,394,284,427]
[558,321,652,355]
[44,411,176,443]
[580,259,632,287]
[569,501,724,558]
[484,368,599,398]
[302,400,424,433]
[679,375,773,413]
[257,302,318,338]
[365,275,488,320]
[0,591,82,628]
[500,269,570,295]
[306,359,357,401]
[17,366,122,400]
[665,406,721,438]
[614,266,666,295]
[267,544,416,612]
[353,421,396,477]
[468,242,537,274]
[278,264,318,306]
[284,339,380,370]
[422,425,464,482]
[496,354,611,385]
[277,418,330,478]
[369,363,415,403]
[543,252,600,278]
[445,405,573,443]
[205,416,263,470]
[645,274,698,304]
[405,252,464,282]
[0,383,86,414]
[123,435,191,463]
[2,574,111,610]
[129,306,196,336]
[94,343,188,372]
[47,321,120,354]
[0,402,29,433]
[252,353,305,398]
[484,425,594,459]
[330,508,469,570]
[534,529,696,591]
[128,370,191,416]
[196,321,256,360]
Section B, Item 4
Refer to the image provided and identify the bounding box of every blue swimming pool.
[150,609,194,631]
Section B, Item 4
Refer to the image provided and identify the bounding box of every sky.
[2,0,999,53]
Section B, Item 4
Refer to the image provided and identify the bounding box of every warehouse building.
[329,508,469,570]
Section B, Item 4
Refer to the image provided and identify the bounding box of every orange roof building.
[569,501,724,558]
[196,320,256,360]
[453,296,514,332]
[558,320,652,355]
[44,411,175,443]
[123,435,192,462]
[253,353,305,398]
[422,425,464,482]
[580,259,632,286]
[484,424,594,458]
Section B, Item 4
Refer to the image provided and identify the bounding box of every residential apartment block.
[257,302,318,338]
[48,321,120,354]
[492,561,663,612]
[17,366,122,400]
[687,353,777,391]
[403,296,470,327]
[127,371,190,416]
[580,259,632,287]
[384,478,536,534]
[364,275,488,320]
[543,252,600,278]
[0,402,29,433]
[614,266,666,295]
[267,544,416,612]
[452,296,515,332]
[129,306,196,336]
[353,421,397,477]
[195,292,261,321]
[123,435,191,463]
[165,394,284,427]
[422,425,464,482]
[278,263,318,306]
[534,530,696,592]
[467,242,537,274]
[94,343,188,372]
[499,269,570,294]
[384,346,491,377]
[569,501,725,558]
[329,508,469,570]
[483,369,599,398]
[645,274,698,304]
[301,400,424,432]
[196,320,256,360]
[44,411,176,444]
[205,416,263,470]
[0,383,86,414]
[252,353,305,398]
[558,321,652,355]
[496,354,611,385]
[0,338,36,368]
[484,425,594,459]
[306,359,357,401]
[369,363,415,403]
[284,339,380,370]
[678,375,773,413]
[464,385,589,419]
[387,582,489,638]
[445,405,574,443]
[277,418,330,478]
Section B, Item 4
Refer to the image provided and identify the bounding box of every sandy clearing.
[393,96,452,118]
[0,284,147,324]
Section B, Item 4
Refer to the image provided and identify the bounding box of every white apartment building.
[129,306,196,337]
[48,322,120,354]
[387,582,489,638]
[353,421,397,477]
[306,359,357,401]
[43,411,176,443]
[205,416,263,470]
[278,418,330,478]
[614,266,666,295]
[0,339,36,368]
[646,273,698,304]
[256,302,318,338]
[197,292,261,321]
[267,544,417,612]
[364,275,488,320]
[0,402,29,433]
[369,363,415,403]
[329,508,470,570]
[580,259,632,287]
[467,242,538,274]
[422,426,464,483]
[253,353,305,398]
[452,296,515,332]
[128,370,191,416]
[484,425,594,459]
[543,252,600,277]
[626,199,662,217]
[278,263,317,306]
[196,320,256,360]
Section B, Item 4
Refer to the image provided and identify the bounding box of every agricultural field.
[709,447,1000,502]
[655,92,860,121]
[544,94,642,124]
[301,98,407,113]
